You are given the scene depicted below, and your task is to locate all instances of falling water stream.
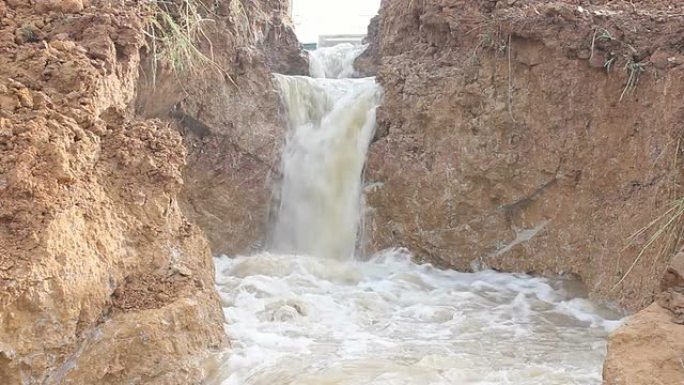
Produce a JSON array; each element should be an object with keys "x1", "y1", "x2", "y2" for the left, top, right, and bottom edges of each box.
[
  {"x1": 269, "y1": 70, "x2": 379, "y2": 259},
  {"x1": 213, "y1": 44, "x2": 624, "y2": 385}
]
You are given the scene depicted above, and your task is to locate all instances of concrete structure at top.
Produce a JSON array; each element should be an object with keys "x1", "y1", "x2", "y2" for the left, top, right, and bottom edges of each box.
[{"x1": 318, "y1": 34, "x2": 365, "y2": 48}]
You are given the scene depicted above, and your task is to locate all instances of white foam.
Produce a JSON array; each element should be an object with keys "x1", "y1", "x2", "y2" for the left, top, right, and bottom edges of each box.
[
  {"x1": 308, "y1": 43, "x2": 368, "y2": 79},
  {"x1": 269, "y1": 75, "x2": 381, "y2": 260},
  {"x1": 220, "y1": 40, "x2": 625, "y2": 385},
  {"x1": 214, "y1": 251, "x2": 624, "y2": 385}
]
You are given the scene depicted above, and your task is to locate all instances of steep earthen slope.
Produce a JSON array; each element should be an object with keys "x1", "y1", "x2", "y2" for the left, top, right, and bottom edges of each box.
[
  {"x1": 0, "y1": 0, "x2": 297, "y2": 382},
  {"x1": 362, "y1": 1, "x2": 684, "y2": 384},
  {"x1": 354, "y1": 14, "x2": 380, "y2": 77},
  {"x1": 1, "y1": 0, "x2": 306, "y2": 381},
  {"x1": 364, "y1": 0, "x2": 684, "y2": 311},
  {"x1": 136, "y1": 0, "x2": 308, "y2": 255}
]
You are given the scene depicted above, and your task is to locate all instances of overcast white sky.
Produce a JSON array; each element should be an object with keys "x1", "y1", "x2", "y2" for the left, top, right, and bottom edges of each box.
[{"x1": 292, "y1": 0, "x2": 381, "y2": 44}]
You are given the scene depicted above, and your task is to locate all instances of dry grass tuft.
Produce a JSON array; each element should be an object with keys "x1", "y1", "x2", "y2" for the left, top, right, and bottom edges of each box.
[
  {"x1": 141, "y1": 0, "x2": 237, "y2": 87},
  {"x1": 619, "y1": 59, "x2": 646, "y2": 101},
  {"x1": 614, "y1": 140, "x2": 684, "y2": 291}
]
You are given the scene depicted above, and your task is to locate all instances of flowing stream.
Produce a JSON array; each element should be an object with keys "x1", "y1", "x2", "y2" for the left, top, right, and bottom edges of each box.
[
  {"x1": 268, "y1": 43, "x2": 380, "y2": 260},
  {"x1": 213, "y1": 44, "x2": 624, "y2": 385}
]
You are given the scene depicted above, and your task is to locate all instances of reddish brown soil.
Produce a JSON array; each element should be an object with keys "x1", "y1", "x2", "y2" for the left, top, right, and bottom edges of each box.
[
  {"x1": 365, "y1": 0, "x2": 684, "y2": 311},
  {"x1": 0, "y1": 0, "x2": 304, "y2": 382},
  {"x1": 362, "y1": 1, "x2": 684, "y2": 383},
  {"x1": 135, "y1": 0, "x2": 308, "y2": 256}
]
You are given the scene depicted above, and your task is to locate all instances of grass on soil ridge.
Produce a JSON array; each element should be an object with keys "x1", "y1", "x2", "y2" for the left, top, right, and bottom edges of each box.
[{"x1": 142, "y1": 0, "x2": 237, "y2": 87}]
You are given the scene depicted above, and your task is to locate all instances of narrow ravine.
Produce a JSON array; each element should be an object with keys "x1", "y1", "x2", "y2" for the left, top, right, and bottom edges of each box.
[{"x1": 213, "y1": 45, "x2": 624, "y2": 385}]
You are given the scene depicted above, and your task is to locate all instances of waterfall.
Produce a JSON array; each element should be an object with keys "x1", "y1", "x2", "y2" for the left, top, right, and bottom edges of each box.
[
  {"x1": 212, "y1": 44, "x2": 625, "y2": 385},
  {"x1": 308, "y1": 43, "x2": 368, "y2": 79},
  {"x1": 269, "y1": 45, "x2": 381, "y2": 259}
]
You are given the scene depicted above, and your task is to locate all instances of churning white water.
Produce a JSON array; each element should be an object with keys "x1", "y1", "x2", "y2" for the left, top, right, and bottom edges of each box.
[
  {"x1": 213, "y1": 44, "x2": 624, "y2": 385},
  {"x1": 214, "y1": 251, "x2": 622, "y2": 385},
  {"x1": 268, "y1": 50, "x2": 381, "y2": 259},
  {"x1": 309, "y1": 43, "x2": 368, "y2": 79}
]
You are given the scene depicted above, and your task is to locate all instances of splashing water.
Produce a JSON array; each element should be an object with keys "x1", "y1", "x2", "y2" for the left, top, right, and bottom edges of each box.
[
  {"x1": 269, "y1": 47, "x2": 381, "y2": 259},
  {"x1": 213, "y1": 250, "x2": 623, "y2": 385},
  {"x1": 309, "y1": 43, "x2": 369, "y2": 79},
  {"x1": 214, "y1": 44, "x2": 624, "y2": 385}
]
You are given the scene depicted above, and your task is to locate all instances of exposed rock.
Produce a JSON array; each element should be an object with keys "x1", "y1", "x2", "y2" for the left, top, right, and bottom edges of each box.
[
  {"x1": 657, "y1": 290, "x2": 684, "y2": 324},
  {"x1": 0, "y1": 2, "x2": 225, "y2": 383},
  {"x1": 604, "y1": 303, "x2": 684, "y2": 385},
  {"x1": 366, "y1": 4, "x2": 684, "y2": 380},
  {"x1": 364, "y1": 0, "x2": 684, "y2": 312},
  {"x1": 354, "y1": 14, "x2": 381, "y2": 77},
  {"x1": 33, "y1": 0, "x2": 86, "y2": 14},
  {"x1": 0, "y1": 0, "x2": 306, "y2": 379},
  {"x1": 60, "y1": 0, "x2": 84, "y2": 13},
  {"x1": 662, "y1": 250, "x2": 684, "y2": 292}
]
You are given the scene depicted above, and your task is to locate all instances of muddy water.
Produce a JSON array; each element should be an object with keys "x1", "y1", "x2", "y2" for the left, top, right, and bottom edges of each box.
[
  {"x1": 268, "y1": 56, "x2": 381, "y2": 260},
  {"x1": 213, "y1": 45, "x2": 624, "y2": 385},
  {"x1": 214, "y1": 251, "x2": 622, "y2": 385},
  {"x1": 308, "y1": 43, "x2": 369, "y2": 79}
]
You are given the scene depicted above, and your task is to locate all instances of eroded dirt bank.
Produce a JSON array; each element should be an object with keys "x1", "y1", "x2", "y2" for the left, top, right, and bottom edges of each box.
[
  {"x1": 364, "y1": 0, "x2": 684, "y2": 310},
  {"x1": 0, "y1": 0, "x2": 303, "y2": 382},
  {"x1": 0, "y1": 2, "x2": 225, "y2": 383},
  {"x1": 361, "y1": 1, "x2": 684, "y2": 383},
  {"x1": 136, "y1": 0, "x2": 307, "y2": 256}
]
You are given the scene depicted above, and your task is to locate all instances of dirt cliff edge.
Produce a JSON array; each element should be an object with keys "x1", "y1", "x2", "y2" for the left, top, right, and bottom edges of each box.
[
  {"x1": 0, "y1": 0, "x2": 307, "y2": 381},
  {"x1": 362, "y1": 1, "x2": 684, "y2": 383},
  {"x1": 365, "y1": 0, "x2": 684, "y2": 311},
  {"x1": 135, "y1": 0, "x2": 308, "y2": 256}
]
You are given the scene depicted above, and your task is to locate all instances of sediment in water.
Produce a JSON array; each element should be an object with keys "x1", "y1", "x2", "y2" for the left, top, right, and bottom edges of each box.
[
  {"x1": 358, "y1": 1, "x2": 684, "y2": 384},
  {"x1": 212, "y1": 42, "x2": 623, "y2": 385}
]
